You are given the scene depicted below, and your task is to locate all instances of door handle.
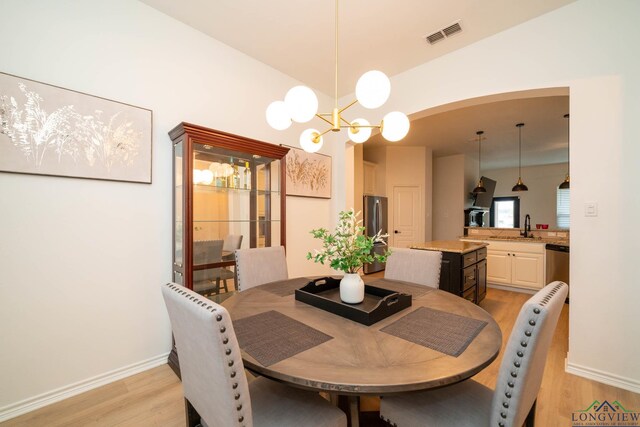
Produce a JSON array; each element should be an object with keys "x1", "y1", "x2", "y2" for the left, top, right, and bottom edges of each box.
[{"x1": 394, "y1": 230, "x2": 401, "y2": 234}]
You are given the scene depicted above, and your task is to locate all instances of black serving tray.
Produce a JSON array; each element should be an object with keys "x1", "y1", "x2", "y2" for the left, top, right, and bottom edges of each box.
[{"x1": 295, "y1": 277, "x2": 412, "y2": 326}]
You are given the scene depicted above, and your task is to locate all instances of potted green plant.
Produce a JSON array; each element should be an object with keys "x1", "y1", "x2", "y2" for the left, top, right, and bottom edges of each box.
[{"x1": 307, "y1": 209, "x2": 390, "y2": 303}]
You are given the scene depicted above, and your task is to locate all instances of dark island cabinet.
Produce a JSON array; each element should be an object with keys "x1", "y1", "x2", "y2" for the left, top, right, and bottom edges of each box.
[{"x1": 439, "y1": 247, "x2": 487, "y2": 304}]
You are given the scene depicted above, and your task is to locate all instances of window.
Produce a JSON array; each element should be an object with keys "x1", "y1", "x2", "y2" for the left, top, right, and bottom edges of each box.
[
  {"x1": 490, "y1": 197, "x2": 520, "y2": 228},
  {"x1": 557, "y1": 188, "x2": 570, "y2": 228}
]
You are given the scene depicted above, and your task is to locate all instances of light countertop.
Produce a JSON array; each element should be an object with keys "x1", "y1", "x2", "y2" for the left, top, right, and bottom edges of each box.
[
  {"x1": 411, "y1": 240, "x2": 488, "y2": 254},
  {"x1": 460, "y1": 236, "x2": 570, "y2": 246}
]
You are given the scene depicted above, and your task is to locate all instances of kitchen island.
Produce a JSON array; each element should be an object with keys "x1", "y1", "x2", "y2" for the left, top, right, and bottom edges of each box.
[{"x1": 410, "y1": 240, "x2": 488, "y2": 304}]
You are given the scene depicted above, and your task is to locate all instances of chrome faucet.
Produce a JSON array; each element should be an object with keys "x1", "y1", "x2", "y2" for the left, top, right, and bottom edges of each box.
[{"x1": 522, "y1": 214, "x2": 531, "y2": 238}]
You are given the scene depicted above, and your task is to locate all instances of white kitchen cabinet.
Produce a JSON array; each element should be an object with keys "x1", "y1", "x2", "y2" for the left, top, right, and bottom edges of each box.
[
  {"x1": 466, "y1": 239, "x2": 546, "y2": 290},
  {"x1": 363, "y1": 161, "x2": 377, "y2": 195},
  {"x1": 486, "y1": 250, "x2": 511, "y2": 284}
]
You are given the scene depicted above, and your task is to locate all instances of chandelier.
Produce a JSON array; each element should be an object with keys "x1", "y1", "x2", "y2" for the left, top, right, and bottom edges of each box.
[{"x1": 265, "y1": 0, "x2": 410, "y2": 153}]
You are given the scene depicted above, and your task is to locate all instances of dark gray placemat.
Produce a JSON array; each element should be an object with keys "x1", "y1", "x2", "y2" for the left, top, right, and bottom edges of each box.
[
  {"x1": 380, "y1": 307, "x2": 488, "y2": 357},
  {"x1": 369, "y1": 278, "x2": 435, "y2": 298},
  {"x1": 233, "y1": 310, "x2": 333, "y2": 366},
  {"x1": 259, "y1": 277, "x2": 312, "y2": 297}
]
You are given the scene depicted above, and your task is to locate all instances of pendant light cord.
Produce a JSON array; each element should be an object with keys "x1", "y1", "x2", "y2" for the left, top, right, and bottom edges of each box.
[
  {"x1": 477, "y1": 130, "x2": 484, "y2": 179},
  {"x1": 565, "y1": 113, "x2": 570, "y2": 174},
  {"x1": 334, "y1": 0, "x2": 339, "y2": 109},
  {"x1": 517, "y1": 123, "x2": 524, "y2": 177}
]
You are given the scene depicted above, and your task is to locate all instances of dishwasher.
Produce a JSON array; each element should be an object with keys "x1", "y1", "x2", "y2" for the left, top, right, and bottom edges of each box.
[{"x1": 545, "y1": 243, "x2": 570, "y2": 302}]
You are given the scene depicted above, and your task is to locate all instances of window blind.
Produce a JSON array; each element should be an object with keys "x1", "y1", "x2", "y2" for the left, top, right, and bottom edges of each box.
[{"x1": 557, "y1": 188, "x2": 570, "y2": 228}]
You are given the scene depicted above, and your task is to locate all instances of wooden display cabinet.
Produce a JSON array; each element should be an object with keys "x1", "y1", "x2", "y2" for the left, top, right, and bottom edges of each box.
[{"x1": 168, "y1": 122, "x2": 289, "y2": 376}]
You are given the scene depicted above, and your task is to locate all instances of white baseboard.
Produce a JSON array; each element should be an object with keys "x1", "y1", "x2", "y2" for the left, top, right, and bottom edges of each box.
[
  {"x1": 0, "y1": 352, "x2": 170, "y2": 423},
  {"x1": 566, "y1": 359, "x2": 640, "y2": 394},
  {"x1": 487, "y1": 283, "x2": 536, "y2": 294}
]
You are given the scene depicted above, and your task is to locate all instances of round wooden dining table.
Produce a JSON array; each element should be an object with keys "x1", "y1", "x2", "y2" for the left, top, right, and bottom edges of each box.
[{"x1": 222, "y1": 277, "x2": 502, "y2": 425}]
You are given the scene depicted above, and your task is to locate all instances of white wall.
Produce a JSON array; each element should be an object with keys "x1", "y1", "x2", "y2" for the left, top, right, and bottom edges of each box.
[
  {"x1": 379, "y1": 0, "x2": 640, "y2": 391},
  {"x1": 433, "y1": 154, "x2": 466, "y2": 240},
  {"x1": 424, "y1": 148, "x2": 434, "y2": 242},
  {"x1": 0, "y1": 0, "x2": 339, "y2": 419},
  {"x1": 485, "y1": 163, "x2": 568, "y2": 228}
]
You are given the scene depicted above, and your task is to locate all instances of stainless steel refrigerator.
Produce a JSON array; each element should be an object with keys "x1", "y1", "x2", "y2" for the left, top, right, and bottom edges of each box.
[{"x1": 363, "y1": 195, "x2": 388, "y2": 274}]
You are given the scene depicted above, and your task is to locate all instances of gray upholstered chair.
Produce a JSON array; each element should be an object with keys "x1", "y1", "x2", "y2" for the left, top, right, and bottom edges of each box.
[
  {"x1": 223, "y1": 234, "x2": 244, "y2": 261},
  {"x1": 234, "y1": 246, "x2": 288, "y2": 291},
  {"x1": 161, "y1": 283, "x2": 346, "y2": 427},
  {"x1": 384, "y1": 248, "x2": 443, "y2": 288},
  {"x1": 193, "y1": 240, "x2": 234, "y2": 294},
  {"x1": 379, "y1": 281, "x2": 568, "y2": 427}
]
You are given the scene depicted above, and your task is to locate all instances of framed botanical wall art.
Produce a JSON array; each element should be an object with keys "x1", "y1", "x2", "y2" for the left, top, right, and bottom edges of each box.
[
  {"x1": 0, "y1": 72, "x2": 152, "y2": 183},
  {"x1": 283, "y1": 145, "x2": 331, "y2": 199}
]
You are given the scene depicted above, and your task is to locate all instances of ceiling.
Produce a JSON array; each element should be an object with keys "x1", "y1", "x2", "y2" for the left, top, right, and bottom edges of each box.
[
  {"x1": 140, "y1": 0, "x2": 575, "y2": 169},
  {"x1": 369, "y1": 94, "x2": 570, "y2": 170}
]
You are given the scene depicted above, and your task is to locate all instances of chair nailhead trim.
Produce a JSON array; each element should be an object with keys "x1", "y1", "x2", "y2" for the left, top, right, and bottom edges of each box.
[
  {"x1": 510, "y1": 371, "x2": 517, "y2": 378},
  {"x1": 231, "y1": 371, "x2": 236, "y2": 378},
  {"x1": 234, "y1": 393, "x2": 240, "y2": 400},
  {"x1": 508, "y1": 381, "x2": 514, "y2": 388},
  {"x1": 237, "y1": 404, "x2": 242, "y2": 411},
  {"x1": 520, "y1": 341, "x2": 528, "y2": 347},
  {"x1": 525, "y1": 330, "x2": 532, "y2": 337},
  {"x1": 505, "y1": 392, "x2": 512, "y2": 398},
  {"x1": 223, "y1": 338, "x2": 229, "y2": 344},
  {"x1": 228, "y1": 360, "x2": 234, "y2": 367},
  {"x1": 499, "y1": 423, "x2": 505, "y2": 427},
  {"x1": 226, "y1": 349, "x2": 231, "y2": 355},
  {"x1": 503, "y1": 402, "x2": 509, "y2": 408},
  {"x1": 529, "y1": 320, "x2": 536, "y2": 326},
  {"x1": 517, "y1": 351, "x2": 524, "y2": 357},
  {"x1": 238, "y1": 416, "x2": 244, "y2": 422},
  {"x1": 233, "y1": 382, "x2": 238, "y2": 389},
  {"x1": 220, "y1": 326, "x2": 226, "y2": 333},
  {"x1": 216, "y1": 315, "x2": 223, "y2": 321},
  {"x1": 514, "y1": 361, "x2": 521, "y2": 368},
  {"x1": 533, "y1": 308, "x2": 541, "y2": 314},
  {"x1": 501, "y1": 411, "x2": 507, "y2": 418}
]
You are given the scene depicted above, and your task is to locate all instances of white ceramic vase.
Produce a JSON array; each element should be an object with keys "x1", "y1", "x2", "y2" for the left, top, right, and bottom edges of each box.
[{"x1": 340, "y1": 273, "x2": 365, "y2": 304}]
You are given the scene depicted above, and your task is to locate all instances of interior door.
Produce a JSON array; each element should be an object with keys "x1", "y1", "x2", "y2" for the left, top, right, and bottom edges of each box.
[{"x1": 392, "y1": 186, "x2": 422, "y2": 248}]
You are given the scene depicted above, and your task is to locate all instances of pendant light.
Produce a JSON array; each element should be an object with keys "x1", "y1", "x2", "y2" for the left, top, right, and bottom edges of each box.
[
  {"x1": 512, "y1": 123, "x2": 528, "y2": 192},
  {"x1": 558, "y1": 113, "x2": 570, "y2": 189},
  {"x1": 472, "y1": 130, "x2": 486, "y2": 193}
]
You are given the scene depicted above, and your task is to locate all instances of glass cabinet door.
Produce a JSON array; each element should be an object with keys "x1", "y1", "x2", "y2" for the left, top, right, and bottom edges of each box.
[{"x1": 170, "y1": 123, "x2": 288, "y2": 300}]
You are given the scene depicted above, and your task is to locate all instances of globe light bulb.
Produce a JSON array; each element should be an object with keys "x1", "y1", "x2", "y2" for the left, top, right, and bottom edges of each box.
[
  {"x1": 284, "y1": 86, "x2": 318, "y2": 123},
  {"x1": 356, "y1": 70, "x2": 391, "y2": 109},
  {"x1": 381, "y1": 111, "x2": 410, "y2": 142},
  {"x1": 348, "y1": 118, "x2": 372, "y2": 144},
  {"x1": 266, "y1": 100, "x2": 292, "y2": 130},
  {"x1": 193, "y1": 169, "x2": 203, "y2": 184},
  {"x1": 300, "y1": 128, "x2": 323, "y2": 153},
  {"x1": 209, "y1": 162, "x2": 221, "y2": 173},
  {"x1": 200, "y1": 169, "x2": 214, "y2": 185}
]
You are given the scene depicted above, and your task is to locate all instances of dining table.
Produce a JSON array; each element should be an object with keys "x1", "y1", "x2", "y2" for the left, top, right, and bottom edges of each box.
[{"x1": 221, "y1": 276, "x2": 502, "y2": 427}]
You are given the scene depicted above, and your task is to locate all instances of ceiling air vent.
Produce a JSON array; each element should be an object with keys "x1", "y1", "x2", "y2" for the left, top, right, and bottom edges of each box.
[
  {"x1": 425, "y1": 21, "x2": 462, "y2": 45},
  {"x1": 442, "y1": 22, "x2": 462, "y2": 37},
  {"x1": 426, "y1": 31, "x2": 445, "y2": 45}
]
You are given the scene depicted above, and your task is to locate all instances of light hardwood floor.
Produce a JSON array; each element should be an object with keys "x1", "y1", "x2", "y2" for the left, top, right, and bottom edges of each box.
[{"x1": 4, "y1": 286, "x2": 639, "y2": 427}]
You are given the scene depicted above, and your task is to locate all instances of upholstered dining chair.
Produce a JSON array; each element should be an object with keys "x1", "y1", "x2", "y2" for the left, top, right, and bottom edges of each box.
[
  {"x1": 384, "y1": 248, "x2": 443, "y2": 288},
  {"x1": 161, "y1": 282, "x2": 346, "y2": 427},
  {"x1": 379, "y1": 281, "x2": 568, "y2": 427},
  {"x1": 234, "y1": 246, "x2": 288, "y2": 292},
  {"x1": 192, "y1": 240, "x2": 234, "y2": 295},
  {"x1": 223, "y1": 234, "x2": 244, "y2": 260}
]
